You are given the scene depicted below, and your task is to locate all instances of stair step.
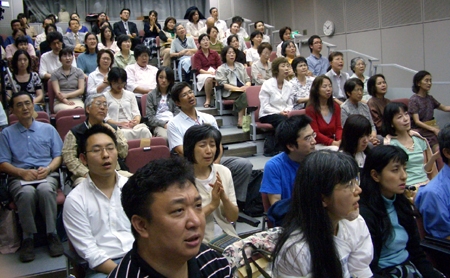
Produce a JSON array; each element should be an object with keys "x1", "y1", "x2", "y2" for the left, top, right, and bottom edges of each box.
[
  {"x1": 197, "y1": 107, "x2": 219, "y2": 116},
  {"x1": 223, "y1": 141, "x2": 257, "y2": 157},
  {"x1": 220, "y1": 127, "x2": 250, "y2": 144}
]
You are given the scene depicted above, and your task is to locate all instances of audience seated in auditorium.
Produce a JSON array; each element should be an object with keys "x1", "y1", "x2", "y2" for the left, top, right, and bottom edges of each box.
[
  {"x1": 260, "y1": 115, "x2": 316, "y2": 205},
  {"x1": 341, "y1": 78, "x2": 379, "y2": 145},
  {"x1": 254, "y1": 20, "x2": 270, "y2": 43},
  {"x1": 159, "y1": 17, "x2": 176, "y2": 67},
  {"x1": 63, "y1": 124, "x2": 133, "y2": 277},
  {"x1": 5, "y1": 50, "x2": 43, "y2": 111},
  {"x1": 4, "y1": 19, "x2": 33, "y2": 47},
  {"x1": 340, "y1": 114, "x2": 372, "y2": 169},
  {"x1": 382, "y1": 102, "x2": 438, "y2": 198},
  {"x1": 259, "y1": 57, "x2": 293, "y2": 130},
  {"x1": 193, "y1": 33, "x2": 222, "y2": 108},
  {"x1": 290, "y1": 56, "x2": 314, "y2": 110},
  {"x1": 17, "y1": 13, "x2": 37, "y2": 39},
  {"x1": 62, "y1": 93, "x2": 130, "y2": 186},
  {"x1": 360, "y1": 145, "x2": 440, "y2": 277},
  {"x1": 77, "y1": 32, "x2": 99, "y2": 75},
  {"x1": 91, "y1": 12, "x2": 108, "y2": 35},
  {"x1": 349, "y1": 57, "x2": 370, "y2": 102},
  {"x1": 325, "y1": 51, "x2": 350, "y2": 105},
  {"x1": 113, "y1": 34, "x2": 136, "y2": 69},
  {"x1": 226, "y1": 16, "x2": 249, "y2": 39},
  {"x1": 65, "y1": 13, "x2": 89, "y2": 33},
  {"x1": 210, "y1": 7, "x2": 227, "y2": 39},
  {"x1": 207, "y1": 26, "x2": 223, "y2": 54},
  {"x1": 104, "y1": 67, "x2": 152, "y2": 140},
  {"x1": 416, "y1": 125, "x2": 450, "y2": 240},
  {"x1": 125, "y1": 45, "x2": 158, "y2": 99},
  {"x1": 276, "y1": 26, "x2": 300, "y2": 58},
  {"x1": 226, "y1": 35, "x2": 247, "y2": 65},
  {"x1": 5, "y1": 33, "x2": 36, "y2": 61},
  {"x1": 183, "y1": 125, "x2": 239, "y2": 243},
  {"x1": 0, "y1": 92, "x2": 64, "y2": 263},
  {"x1": 246, "y1": 31, "x2": 263, "y2": 66},
  {"x1": 87, "y1": 49, "x2": 114, "y2": 95},
  {"x1": 167, "y1": 82, "x2": 253, "y2": 210},
  {"x1": 145, "y1": 67, "x2": 179, "y2": 140},
  {"x1": 110, "y1": 157, "x2": 232, "y2": 277},
  {"x1": 223, "y1": 22, "x2": 247, "y2": 52},
  {"x1": 367, "y1": 73, "x2": 390, "y2": 134},
  {"x1": 306, "y1": 75, "x2": 342, "y2": 151},
  {"x1": 113, "y1": 8, "x2": 140, "y2": 50},
  {"x1": 98, "y1": 26, "x2": 119, "y2": 54},
  {"x1": 38, "y1": 24, "x2": 58, "y2": 54},
  {"x1": 186, "y1": 9, "x2": 205, "y2": 39},
  {"x1": 35, "y1": 17, "x2": 54, "y2": 50},
  {"x1": 281, "y1": 40, "x2": 298, "y2": 65},
  {"x1": 142, "y1": 10, "x2": 161, "y2": 58},
  {"x1": 251, "y1": 42, "x2": 272, "y2": 85},
  {"x1": 50, "y1": 48, "x2": 85, "y2": 113},
  {"x1": 46, "y1": 14, "x2": 64, "y2": 35},
  {"x1": 215, "y1": 46, "x2": 251, "y2": 127},
  {"x1": 409, "y1": 70, "x2": 450, "y2": 154},
  {"x1": 170, "y1": 23, "x2": 197, "y2": 81},
  {"x1": 63, "y1": 19, "x2": 86, "y2": 52},
  {"x1": 40, "y1": 32, "x2": 76, "y2": 80},
  {"x1": 306, "y1": 35, "x2": 329, "y2": 76},
  {"x1": 272, "y1": 151, "x2": 372, "y2": 278}
]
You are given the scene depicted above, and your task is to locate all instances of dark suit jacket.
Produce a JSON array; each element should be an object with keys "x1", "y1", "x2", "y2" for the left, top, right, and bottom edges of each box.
[{"x1": 113, "y1": 21, "x2": 139, "y2": 38}]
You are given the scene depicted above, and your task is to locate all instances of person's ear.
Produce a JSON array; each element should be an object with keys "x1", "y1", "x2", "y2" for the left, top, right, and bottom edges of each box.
[
  {"x1": 442, "y1": 148, "x2": 450, "y2": 160},
  {"x1": 321, "y1": 194, "x2": 329, "y2": 208},
  {"x1": 79, "y1": 153, "x2": 87, "y2": 166},
  {"x1": 370, "y1": 169, "x2": 380, "y2": 183},
  {"x1": 131, "y1": 215, "x2": 150, "y2": 238}
]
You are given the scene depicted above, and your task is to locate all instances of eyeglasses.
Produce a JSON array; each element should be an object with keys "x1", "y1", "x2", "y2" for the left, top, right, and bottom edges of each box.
[
  {"x1": 343, "y1": 176, "x2": 360, "y2": 193},
  {"x1": 313, "y1": 41, "x2": 323, "y2": 45},
  {"x1": 85, "y1": 145, "x2": 116, "y2": 155},
  {"x1": 93, "y1": 101, "x2": 108, "y2": 107},
  {"x1": 303, "y1": 132, "x2": 317, "y2": 142}
]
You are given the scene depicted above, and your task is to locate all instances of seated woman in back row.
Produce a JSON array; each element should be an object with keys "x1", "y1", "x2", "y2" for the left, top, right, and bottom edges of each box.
[{"x1": 251, "y1": 42, "x2": 272, "y2": 85}]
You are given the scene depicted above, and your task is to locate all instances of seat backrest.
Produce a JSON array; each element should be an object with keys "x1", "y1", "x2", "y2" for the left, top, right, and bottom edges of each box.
[
  {"x1": 47, "y1": 79, "x2": 56, "y2": 115},
  {"x1": 127, "y1": 137, "x2": 167, "y2": 149},
  {"x1": 125, "y1": 145, "x2": 170, "y2": 173},
  {"x1": 288, "y1": 109, "x2": 306, "y2": 117},
  {"x1": 155, "y1": 36, "x2": 160, "y2": 46},
  {"x1": 9, "y1": 111, "x2": 51, "y2": 125},
  {"x1": 246, "y1": 67, "x2": 252, "y2": 83},
  {"x1": 55, "y1": 108, "x2": 86, "y2": 122},
  {"x1": 141, "y1": 94, "x2": 147, "y2": 117},
  {"x1": 269, "y1": 51, "x2": 277, "y2": 62},
  {"x1": 56, "y1": 114, "x2": 87, "y2": 140},
  {"x1": 391, "y1": 98, "x2": 409, "y2": 107},
  {"x1": 245, "y1": 86, "x2": 262, "y2": 120}
]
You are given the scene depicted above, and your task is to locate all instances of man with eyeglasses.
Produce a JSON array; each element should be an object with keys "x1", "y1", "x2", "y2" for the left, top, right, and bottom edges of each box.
[
  {"x1": 306, "y1": 35, "x2": 329, "y2": 76},
  {"x1": 63, "y1": 124, "x2": 134, "y2": 277},
  {"x1": 62, "y1": 93, "x2": 130, "y2": 186},
  {"x1": 260, "y1": 115, "x2": 316, "y2": 206},
  {"x1": 0, "y1": 92, "x2": 64, "y2": 262}
]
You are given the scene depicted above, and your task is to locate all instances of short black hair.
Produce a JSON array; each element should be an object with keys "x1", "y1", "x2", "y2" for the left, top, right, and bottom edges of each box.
[
  {"x1": 344, "y1": 78, "x2": 364, "y2": 98},
  {"x1": 11, "y1": 19, "x2": 21, "y2": 28},
  {"x1": 328, "y1": 51, "x2": 343, "y2": 63},
  {"x1": 292, "y1": 56, "x2": 308, "y2": 75},
  {"x1": 198, "y1": 33, "x2": 209, "y2": 44},
  {"x1": 97, "y1": 49, "x2": 114, "y2": 67},
  {"x1": 232, "y1": 16, "x2": 244, "y2": 24},
  {"x1": 84, "y1": 32, "x2": 98, "y2": 54},
  {"x1": 438, "y1": 125, "x2": 450, "y2": 164},
  {"x1": 340, "y1": 114, "x2": 372, "y2": 156},
  {"x1": 121, "y1": 157, "x2": 196, "y2": 238},
  {"x1": 207, "y1": 26, "x2": 218, "y2": 35},
  {"x1": 58, "y1": 47, "x2": 73, "y2": 59},
  {"x1": 134, "y1": 44, "x2": 151, "y2": 59},
  {"x1": 184, "y1": 125, "x2": 222, "y2": 164},
  {"x1": 12, "y1": 50, "x2": 31, "y2": 74},
  {"x1": 382, "y1": 102, "x2": 408, "y2": 137},
  {"x1": 254, "y1": 21, "x2": 264, "y2": 29},
  {"x1": 163, "y1": 17, "x2": 177, "y2": 32},
  {"x1": 226, "y1": 34, "x2": 239, "y2": 48},
  {"x1": 412, "y1": 70, "x2": 431, "y2": 94},
  {"x1": 250, "y1": 30, "x2": 263, "y2": 46},
  {"x1": 220, "y1": 45, "x2": 236, "y2": 63},
  {"x1": 279, "y1": 26, "x2": 292, "y2": 41},
  {"x1": 108, "y1": 67, "x2": 127, "y2": 83},
  {"x1": 281, "y1": 40, "x2": 295, "y2": 57},
  {"x1": 9, "y1": 91, "x2": 33, "y2": 108},
  {"x1": 116, "y1": 34, "x2": 131, "y2": 51},
  {"x1": 188, "y1": 9, "x2": 199, "y2": 23},
  {"x1": 44, "y1": 24, "x2": 57, "y2": 35},
  {"x1": 46, "y1": 31, "x2": 63, "y2": 44},
  {"x1": 14, "y1": 36, "x2": 28, "y2": 48},
  {"x1": 17, "y1": 13, "x2": 27, "y2": 20},
  {"x1": 79, "y1": 124, "x2": 118, "y2": 155},
  {"x1": 120, "y1": 8, "x2": 131, "y2": 15},
  {"x1": 69, "y1": 18, "x2": 80, "y2": 27},
  {"x1": 367, "y1": 74, "x2": 386, "y2": 97},
  {"x1": 171, "y1": 82, "x2": 191, "y2": 103},
  {"x1": 272, "y1": 57, "x2": 289, "y2": 77},
  {"x1": 209, "y1": 7, "x2": 217, "y2": 14},
  {"x1": 257, "y1": 42, "x2": 272, "y2": 55},
  {"x1": 276, "y1": 115, "x2": 312, "y2": 154},
  {"x1": 308, "y1": 35, "x2": 321, "y2": 52}
]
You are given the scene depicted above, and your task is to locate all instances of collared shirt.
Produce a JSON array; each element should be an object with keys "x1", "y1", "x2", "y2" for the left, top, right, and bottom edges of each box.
[
  {"x1": 167, "y1": 109, "x2": 218, "y2": 151},
  {"x1": 50, "y1": 66, "x2": 85, "y2": 95},
  {"x1": 262, "y1": 34, "x2": 270, "y2": 43},
  {"x1": 39, "y1": 51, "x2": 77, "y2": 79},
  {"x1": 125, "y1": 63, "x2": 158, "y2": 95},
  {"x1": 340, "y1": 99, "x2": 376, "y2": 132},
  {"x1": 215, "y1": 62, "x2": 251, "y2": 98},
  {"x1": 325, "y1": 69, "x2": 350, "y2": 100},
  {"x1": 415, "y1": 164, "x2": 450, "y2": 239},
  {"x1": 251, "y1": 60, "x2": 272, "y2": 85},
  {"x1": 0, "y1": 120, "x2": 62, "y2": 169},
  {"x1": 259, "y1": 77, "x2": 294, "y2": 118},
  {"x1": 122, "y1": 20, "x2": 130, "y2": 35},
  {"x1": 87, "y1": 67, "x2": 110, "y2": 95},
  {"x1": 186, "y1": 21, "x2": 205, "y2": 37},
  {"x1": 63, "y1": 173, "x2": 134, "y2": 269},
  {"x1": 306, "y1": 53, "x2": 329, "y2": 76},
  {"x1": 35, "y1": 32, "x2": 46, "y2": 49},
  {"x1": 246, "y1": 47, "x2": 260, "y2": 63},
  {"x1": 214, "y1": 19, "x2": 227, "y2": 38},
  {"x1": 192, "y1": 48, "x2": 222, "y2": 74},
  {"x1": 108, "y1": 242, "x2": 232, "y2": 278},
  {"x1": 113, "y1": 50, "x2": 136, "y2": 69}
]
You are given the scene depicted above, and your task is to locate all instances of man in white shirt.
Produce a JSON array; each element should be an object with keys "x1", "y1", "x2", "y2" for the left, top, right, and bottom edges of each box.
[
  {"x1": 229, "y1": 16, "x2": 249, "y2": 39},
  {"x1": 35, "y1": 17, "x2": 53, "y2": 49},
  {"x1": 39, "y1": 32, "x2": 77, "y2": 80},
  {"x1": 255, "y1": 21, "x2": 270, "y2": 43},
  {"x1": 63, "y1": 124, "x2": 134, "y2": 277},
  {"x1": 210, "y1": 7, "x2": 227, "y2": 39}
]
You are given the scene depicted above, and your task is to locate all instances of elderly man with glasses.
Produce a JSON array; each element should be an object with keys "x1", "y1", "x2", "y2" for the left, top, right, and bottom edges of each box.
[{"x1": 62, "y1": 93, "x2": 130, "y2": 186}]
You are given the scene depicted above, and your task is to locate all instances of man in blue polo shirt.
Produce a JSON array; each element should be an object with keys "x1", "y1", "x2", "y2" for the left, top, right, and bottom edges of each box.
[
  {"x1": 306, "y1": 35, "x2": 329, "y2": 76},
  {"x1": 0, "y1": 92, "x2": 64, "y2": 262},
  {"x1": 260, "y1": 115, "x2": 316, "y2": 205}
]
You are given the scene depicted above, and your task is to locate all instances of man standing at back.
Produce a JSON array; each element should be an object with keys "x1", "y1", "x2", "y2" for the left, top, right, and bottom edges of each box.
[
  {"x1": 167, "y1": 82, "x2": 253, "y2": 210},
  {"x1": 306, "y1": 35, "x2": 329, "y2": 76},
  {"x1": 113, "y1": 9, "x2": 140, "y2": 50}
]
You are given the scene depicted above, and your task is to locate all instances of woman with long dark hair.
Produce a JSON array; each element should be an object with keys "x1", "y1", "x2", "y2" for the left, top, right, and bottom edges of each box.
[
  {"x1": 98, "y1": 25, "x2": 119, "y2": 54},
  {"x1": 159, "y1": 17, "x2": 176, "y2": 67},
  {"x1": 143, "y1": 10, "x2": 161, "y2": 58},
  {"x1": 340, "y1": 114, "x2": 372, "y2": 169},
  {"x1": 273, "y1": 151, "x2": 372, "y2": 277},
  {"x1": 77, "y1": 32, "x2": 98, "y2": 75},
  {"x1": 367, "y1": 73, "x2": 390, "y2": 134},
  {"x1": 360, "y1": 145, "x2": 441, "y2": 277}
]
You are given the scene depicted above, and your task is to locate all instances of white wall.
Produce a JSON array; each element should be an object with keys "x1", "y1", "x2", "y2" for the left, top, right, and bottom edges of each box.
[{"x1": 0, "y1": 0, "x2": 24, "y2": 35}]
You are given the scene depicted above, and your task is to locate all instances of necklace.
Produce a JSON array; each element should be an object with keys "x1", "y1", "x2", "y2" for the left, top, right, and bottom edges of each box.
[{"x1": 405, "y1": 141, "x2": 415, "y2": 151}]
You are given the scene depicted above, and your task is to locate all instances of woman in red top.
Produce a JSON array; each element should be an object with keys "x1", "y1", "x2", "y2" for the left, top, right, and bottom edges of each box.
[
  {"x1": 305, "y1": 75, "x2": 342, "y2": 151},
  {"x1": 193, "y1": 33, "x2": 222, "y2": 108}
]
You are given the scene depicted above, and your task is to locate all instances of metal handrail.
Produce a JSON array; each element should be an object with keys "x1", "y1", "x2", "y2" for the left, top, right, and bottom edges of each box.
[
  {"x1": 334, "y1": 49, "x2": 380, "y2": 76},
  {"x1": 373, "y1": 64, "x2": 418, "y2": 75}
]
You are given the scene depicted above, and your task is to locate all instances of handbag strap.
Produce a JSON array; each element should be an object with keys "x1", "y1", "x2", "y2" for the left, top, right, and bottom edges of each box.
[{"x1": 241, "y1": 242, "x2": 272, "y2": 278}]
